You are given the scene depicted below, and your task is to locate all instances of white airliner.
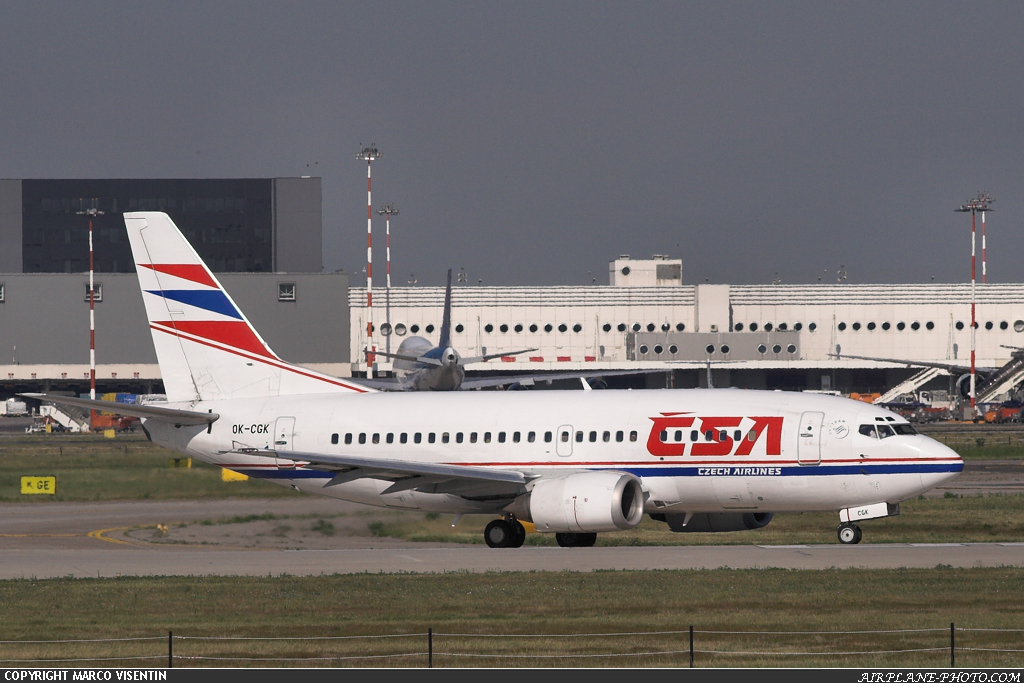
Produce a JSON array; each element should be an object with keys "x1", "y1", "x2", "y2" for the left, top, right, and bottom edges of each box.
[
  {"x1": 357, "y1": 268, "x2": 539, "y2": 391},
  {"x1": 27, "y1": 213, "x2": 964, "y2": 548}
]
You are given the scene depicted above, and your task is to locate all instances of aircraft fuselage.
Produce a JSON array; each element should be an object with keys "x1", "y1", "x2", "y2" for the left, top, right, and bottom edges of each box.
[{"x1": 145, "y1": 388, "x2": 962, "y2": 516}]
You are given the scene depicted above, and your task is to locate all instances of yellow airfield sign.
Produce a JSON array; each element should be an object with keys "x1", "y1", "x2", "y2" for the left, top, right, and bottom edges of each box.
[{"x1": 21, "y1": 477, "x2": 56, "y2": 495}]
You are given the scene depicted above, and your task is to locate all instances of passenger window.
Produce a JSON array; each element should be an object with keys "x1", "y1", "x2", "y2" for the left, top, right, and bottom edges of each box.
[
  {"x1": 513, "y1": 432, "x2": 521, "y2": 443},
  {"x1": 372, "y1": 433, "x2": 380, "y2": 444},
  {"x1": 457, "y1": 432, "x2": 464, "y2": 443},
  {"x1": 704, "y1": 430, "x2": 714, "y2": 441},
  {"x1": 498, "y1": 432, "x2": 505, "y2": 443},
  {"x1": 560, "y1": 431, "x2": 569, "y2": 443},
  {"x1": 629, "y1": 431, "x2": 637, "y2": 442},
  {"x1": 527, "y1": 431, "x2": 535, "y2": 442},
  {"x1": 484, "y1": 432, "x2": 491, "y2": 443},
  {"x1": 674, "y1": 430, "x2": 682, "y2": 442},
  {"x1": 691, "y1": 430, "x2": 698, "y2": 442},
  {"x1": 469, "y1": 432, "x2": 477, "y2": 443},
  {"x1": 719, "y1": 430, "x2": 727, "y2": 442},
  {"x1": 746, "y1": 429, "x2": 757, "y2": 442},
  {"x1": 428, "y1": 433, "x2": 436, "y2": 444},
  {"x1": 603, "y1": 431, "x2": 610, "y2": 442},
  {"x1": 414, "y1": 433, "x2": 422, "y2": 444},
  {"x1": 441, "y1": 432, "x2": 449, "y2": 444},
  {"x1": 616, "y1": 430, "x2": 623, "y2": 442},
  {"x1": 660, "y1": 430, "x2": 668, "y2": 442},
  {"x1": 858, "y1": 425, "x2": 877, "y2": 439},
  {"x1": 386, "y1": 433, "x2": 394, "y2": 444},
  {"x1": 545, "y1": 432, "x2": 553, "y2": 443},
  {"x1": 344, "y1": 433, "x2": 353, "y2": 445},
  {"x1": 733, "y1": 430, "x2": 742, "y2": 442},
  {"x1": 358, "y1": 433, "x2": 366, "y2": 445},
  {"x1": 400, "y1": 433, "x2": 408, "y2": 444},
  {"x1": 576, "y1": 431, "x2": 584, "y2": 443}
]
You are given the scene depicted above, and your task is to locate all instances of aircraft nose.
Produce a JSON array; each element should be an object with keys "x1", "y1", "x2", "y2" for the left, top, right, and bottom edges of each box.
[{"x1": 918, "y1": 435, "x2": 964, "y2": 490}]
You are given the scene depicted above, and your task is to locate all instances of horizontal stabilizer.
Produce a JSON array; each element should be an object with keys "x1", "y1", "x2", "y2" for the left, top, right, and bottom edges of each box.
[{"x1": 21, "y1": 393, "x2": 219, "y2": 426}]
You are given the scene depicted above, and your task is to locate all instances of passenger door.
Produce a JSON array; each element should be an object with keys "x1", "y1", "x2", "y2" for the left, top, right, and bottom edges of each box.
[{"x1": 797, "y1": 411, "x2": 824, "y2": 465}]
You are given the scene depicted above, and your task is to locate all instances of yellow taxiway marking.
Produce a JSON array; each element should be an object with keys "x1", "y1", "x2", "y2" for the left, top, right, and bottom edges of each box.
[
  {"x1": 88, "y1": 525, "x2": 273, "y2": 551},
  {"x1": 0, "y1": 533, "x2": 80, "y2": 538},
  {"x1": 88, "y1": 527, "x2": 143, "y2": 545}
]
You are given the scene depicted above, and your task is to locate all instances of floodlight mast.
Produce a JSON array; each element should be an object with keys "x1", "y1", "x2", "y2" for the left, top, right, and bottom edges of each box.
[
  {"x1": 356, "y1": 144, "x2": 381, "y2": 377},
  {"x1": 76, "y1": 199, "x2": 104, "y2": 430},
  {"x1": 955, "y1": 192, "x2": 994, "y2": 414},
  {"x1": 377, "y1": 203, "x2": 399, "y2": 354}
]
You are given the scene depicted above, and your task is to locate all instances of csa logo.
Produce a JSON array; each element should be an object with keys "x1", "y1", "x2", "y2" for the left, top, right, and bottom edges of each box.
[{"x1": 646, "y1": 413, "x2": 783, "y2": 457}]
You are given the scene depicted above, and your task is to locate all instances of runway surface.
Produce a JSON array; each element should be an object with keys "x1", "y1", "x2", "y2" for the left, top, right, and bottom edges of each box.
[{"x1": 2, "y1": 460, "x2": 1021, "y2": 579}]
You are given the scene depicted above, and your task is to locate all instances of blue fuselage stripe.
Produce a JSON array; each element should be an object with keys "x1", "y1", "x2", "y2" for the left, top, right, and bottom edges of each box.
[{"x1": 228, "y1": 461, "x2": 963, "y2": 481}]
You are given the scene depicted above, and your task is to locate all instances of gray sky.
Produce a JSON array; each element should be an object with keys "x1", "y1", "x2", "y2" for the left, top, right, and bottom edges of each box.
[{"x1": 2, "y1": 1, "x2": 1022, "y2": 286}]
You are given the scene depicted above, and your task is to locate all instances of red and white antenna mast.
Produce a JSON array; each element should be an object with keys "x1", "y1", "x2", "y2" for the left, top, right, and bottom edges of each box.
[
  {"x1": 377, "y1": 203, "x2": 399, "y2": 355},
  {"x1": 955, "y1": 192, "x2": 994, "y2": 415},
  {"x1": 356, "y1": 144, "x2": 381, "y2": 377},
  {"x1": 76, "y1": 199, "x2": 104, "y2": 430}
]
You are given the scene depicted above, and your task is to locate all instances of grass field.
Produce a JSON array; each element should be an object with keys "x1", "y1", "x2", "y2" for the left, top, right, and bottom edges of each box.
[
  {"x1": 0, "y1": 569, "x2": 1021, "y2": 668},
  {"x1": 1, "y1": 432, "x2": 1023, "y2": 668}
]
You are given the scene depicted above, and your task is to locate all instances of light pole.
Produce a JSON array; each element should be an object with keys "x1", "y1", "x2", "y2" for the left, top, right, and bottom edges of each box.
[
  {"x1": 955, "y1": 192, "x2": 994, "y2": 415},
  {"x1": 355, "y1": 144, "x2": 381, "y2": 377},
  {"x1": 76, "y1": 199, "x2": 104, "y2": 430},
  {"x1": 377, "y1": 203, "x2": 399, "y2": 354}
]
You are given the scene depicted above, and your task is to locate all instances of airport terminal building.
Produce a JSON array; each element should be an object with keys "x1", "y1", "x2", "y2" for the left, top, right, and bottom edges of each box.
[
  {"x1": 3, "y1": 177, "x2": 1023, "y2": 410},
  {"x1": 351, "y1": 256, "x2": 1024, "y2": 404}
]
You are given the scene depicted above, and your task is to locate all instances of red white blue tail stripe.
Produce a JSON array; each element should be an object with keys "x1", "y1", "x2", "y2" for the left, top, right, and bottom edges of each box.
[{"x1": 125, "y1": 212, "x2": 370, "y2": 402}]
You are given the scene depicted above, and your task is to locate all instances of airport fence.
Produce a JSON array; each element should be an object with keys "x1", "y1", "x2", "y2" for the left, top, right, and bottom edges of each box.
[{"x1": 1, "y1": 624, "x2": 1022, "y2": 667}]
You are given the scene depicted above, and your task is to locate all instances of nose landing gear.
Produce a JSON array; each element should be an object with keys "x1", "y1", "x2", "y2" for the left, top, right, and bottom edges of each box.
[
  {"x1": 837, "y1": 523, "x2": 862, "y2": 545},
  {"x1": 484, "y1": 516, "x2": 527, "y2": 548}
]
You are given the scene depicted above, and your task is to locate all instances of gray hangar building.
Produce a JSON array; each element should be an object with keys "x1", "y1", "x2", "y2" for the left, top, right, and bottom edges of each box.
[{"x1": 0, "y1": 178, "x2": 350, "y2": 399}]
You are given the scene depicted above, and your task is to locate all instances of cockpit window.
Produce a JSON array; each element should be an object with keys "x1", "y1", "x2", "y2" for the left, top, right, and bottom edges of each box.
[
  {"x1": 876, "y1": 424, "x2": 895, "y2": 439},
  {"x1": 891, "y1": 423, "x2": 918, "y2": 435},
  {"x1": 859, "y1": 424, "x2": 877, "y2": 438}
]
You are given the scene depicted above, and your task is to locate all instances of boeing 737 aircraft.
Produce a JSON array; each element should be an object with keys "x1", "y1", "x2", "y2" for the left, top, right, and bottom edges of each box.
[{"x1": 27, "y1": 213, "x2": 964, "y2": 548}]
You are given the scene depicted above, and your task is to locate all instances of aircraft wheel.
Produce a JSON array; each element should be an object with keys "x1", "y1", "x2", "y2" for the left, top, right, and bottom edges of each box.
[
  {"x1": 510, "y1": 520, "x2": 527, "y2": 548},
  {"x1": 555, "y1": 532, "x2": 598, "y2": 548},
  {"x1": 484, "y1": 519, "x2": 514, "y2": 548},
  {"x1": 837, "y1": 523, "x2": 861, "y2": 545}
]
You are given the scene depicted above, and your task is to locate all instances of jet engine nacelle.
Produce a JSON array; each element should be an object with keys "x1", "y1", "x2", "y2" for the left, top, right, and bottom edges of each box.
[
  {"x1": 511, "y1": 471, "x2": 645, "y2": 533},
  {"x1": 656, "y1": 512, "x2": 774, "y2": 533}
]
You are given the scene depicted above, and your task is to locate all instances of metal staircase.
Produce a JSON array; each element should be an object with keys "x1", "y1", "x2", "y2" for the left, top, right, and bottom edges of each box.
[{"x1": 874, "y1": 367, "x2": 947, "y2": 404}]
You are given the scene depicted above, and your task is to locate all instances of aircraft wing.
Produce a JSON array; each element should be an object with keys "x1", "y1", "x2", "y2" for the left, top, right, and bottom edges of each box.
[
  {"x1": 364, "y1": 349, "x2": 443, "y2": 366},
  {"x1": 225, "y1": 447, "x2": 529, "y2": 495},
  {"x1": 461, "y1": 348, "x2": 539, "y2": 364},
  {"x1": 459, "y1": 368, "x2": 659, "y2": 390},
  {"x1": 829, "y1": 354, "x2": 997, "y2": 374},
  {"x1": 343, "y1": 376, "x2": 406, "y2": 391},
  {"x1": 21, "y1": 393, "x2": 219, "y2": 426}
]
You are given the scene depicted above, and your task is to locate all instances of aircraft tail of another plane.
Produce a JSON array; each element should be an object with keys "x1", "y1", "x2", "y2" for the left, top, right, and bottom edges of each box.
[
  {"x1": 124, "y1": 212, "x2": 371, "y2": 403},
  {"x1": 438, "y1": 268, "x2": 454, "y2": 349}
]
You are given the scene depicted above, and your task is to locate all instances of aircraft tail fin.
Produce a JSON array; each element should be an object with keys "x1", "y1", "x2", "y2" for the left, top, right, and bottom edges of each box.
[
  {"x1": 124, "y1": 212, "x2": 371, "y2": 403},
  {"x1": 438, "y1": 268, "x2": 453, "y2": 349}
]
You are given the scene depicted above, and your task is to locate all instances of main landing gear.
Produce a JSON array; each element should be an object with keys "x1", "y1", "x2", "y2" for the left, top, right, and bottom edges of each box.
[
  {"x1": 484, "y1": 516, "x2": 527, "y2": 548},
  {"x1": 837, "y1": 523, "x2": 863, "y2": 545}
]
